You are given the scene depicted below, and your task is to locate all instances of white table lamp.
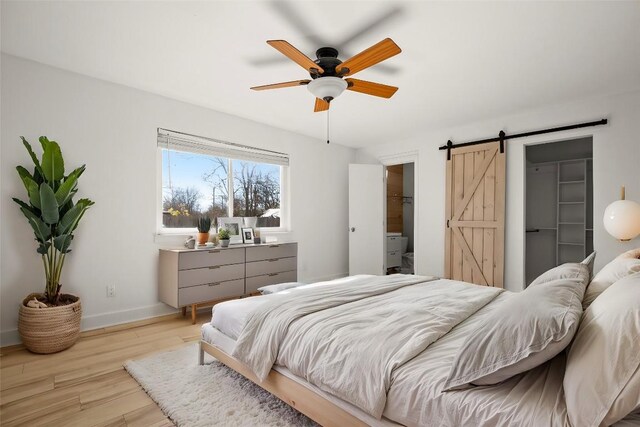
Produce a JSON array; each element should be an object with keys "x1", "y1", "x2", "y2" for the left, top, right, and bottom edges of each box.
[{"x1": 603, "y1": 186, "x2": 640, "y2": 241}]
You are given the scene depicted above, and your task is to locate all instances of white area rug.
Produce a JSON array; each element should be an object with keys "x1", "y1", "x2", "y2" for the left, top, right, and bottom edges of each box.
[{"x1": 125, "y1": 343, "x2": 317, "y2": 427}]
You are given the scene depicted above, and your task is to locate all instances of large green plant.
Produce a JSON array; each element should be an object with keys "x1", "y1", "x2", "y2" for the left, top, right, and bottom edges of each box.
[{"x1": 13, "y1": 137, "x2": 94, "y2": 305}]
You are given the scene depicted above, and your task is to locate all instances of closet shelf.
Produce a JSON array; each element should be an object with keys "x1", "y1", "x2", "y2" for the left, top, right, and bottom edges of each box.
[
  {"x1": 559, "y1": 180, "x2": 585, "y2": 184},
  {"x1": 558, "y1": 222, "x2": 584, "y2": 225},
  {"x1": 558, "y1": 242, "x2": 585, "y2": 246},
  {"x1": 559, "y1": 201, "x2": 585, "y2": 204}
]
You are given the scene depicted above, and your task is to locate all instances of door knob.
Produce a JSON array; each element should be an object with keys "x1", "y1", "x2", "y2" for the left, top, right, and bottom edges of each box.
[{"x1": 350, "y1": 227, "x2": 356, "y2": 232}]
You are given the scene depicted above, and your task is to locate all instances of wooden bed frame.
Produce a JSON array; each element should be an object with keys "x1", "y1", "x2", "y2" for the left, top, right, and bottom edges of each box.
[{"x1": 199, "y1": 340, "x2": 372, "y2": 427}]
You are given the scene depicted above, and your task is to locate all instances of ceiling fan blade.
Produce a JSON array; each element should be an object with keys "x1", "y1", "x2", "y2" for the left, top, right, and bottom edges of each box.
[
  {"x1": 345, "y1": 78, "x2": 398, "y2": 98},
  {"x1": 269, "y1": 1, "x2": 325, "y2": 47},
  {"x1": 336, "y1": 38, "x2": 401, "y2": 76},
  {"x1": 335, "y1": 6, "x2": 403, "y2": 51},
  {"x1": 267, "y1": 40, "x2": 324, "y2": 73},
  {"x1": 314, "y1": 98, "x2": 330, "y2": 112},
  {"x1": 251, "y1": 80, "x2": 311, "y2": 91}
]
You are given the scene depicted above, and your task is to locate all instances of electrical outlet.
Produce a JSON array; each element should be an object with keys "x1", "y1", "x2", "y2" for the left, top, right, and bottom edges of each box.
[{"x1": 106, "y1": 285, "x2": 116, "y2": 298}]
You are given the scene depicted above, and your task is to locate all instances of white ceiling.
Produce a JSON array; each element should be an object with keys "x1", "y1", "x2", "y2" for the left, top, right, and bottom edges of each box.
[{"x1": 2, "y1": 1, "x2": 640, "y2": 148}]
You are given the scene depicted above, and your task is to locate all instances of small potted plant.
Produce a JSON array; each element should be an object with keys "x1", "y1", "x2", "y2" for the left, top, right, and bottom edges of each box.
[
  {"x1": 13, "y1": 136, "x2": 94, "y2": 354},
  {"x1": 218, "y1": 228, "x2": 230, "y2": 247},
  {"x1": 196, "y1": 217, "x2": 211, "y2": 245}
]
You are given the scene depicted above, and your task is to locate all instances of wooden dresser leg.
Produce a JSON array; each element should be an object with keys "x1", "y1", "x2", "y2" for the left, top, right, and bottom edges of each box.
[
  {"x1": 191, "y1": 304, "x2": 197, "y2": 325},
  {"x1": 181, "y1": 306, "x2": 187, "y2": 317}
]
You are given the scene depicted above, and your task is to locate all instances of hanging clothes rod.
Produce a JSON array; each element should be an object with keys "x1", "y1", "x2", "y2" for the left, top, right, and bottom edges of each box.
[{"x1": 439, "y1": 118, "x2": 608, "y2": 160}]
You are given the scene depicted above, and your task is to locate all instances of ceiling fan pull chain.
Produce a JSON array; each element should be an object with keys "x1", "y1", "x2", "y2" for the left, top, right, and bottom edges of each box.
[{"x1": 326, "y1": 108, "x2": 330, "y2": 144}]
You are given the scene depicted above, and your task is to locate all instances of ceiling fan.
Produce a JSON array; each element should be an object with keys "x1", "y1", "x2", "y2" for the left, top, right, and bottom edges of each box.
[{"x1": 250, "y1": 38, "x2": 401, "y2": 112}]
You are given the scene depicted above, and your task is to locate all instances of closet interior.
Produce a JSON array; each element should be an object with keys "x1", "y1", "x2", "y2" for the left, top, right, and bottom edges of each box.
[{"x1": 525, "y1": 137, "x2": 593, "y2": 285}]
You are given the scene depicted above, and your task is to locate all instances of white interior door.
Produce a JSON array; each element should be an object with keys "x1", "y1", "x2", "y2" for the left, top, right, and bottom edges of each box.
[{"x1": 349, "y1": 164, "x2": 385, "y2": 275}]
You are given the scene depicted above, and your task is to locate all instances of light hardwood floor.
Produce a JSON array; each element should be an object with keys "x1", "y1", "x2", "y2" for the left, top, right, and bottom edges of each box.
[{"x1": 0, "y1": 312, "x2": 210, "y2": 426}]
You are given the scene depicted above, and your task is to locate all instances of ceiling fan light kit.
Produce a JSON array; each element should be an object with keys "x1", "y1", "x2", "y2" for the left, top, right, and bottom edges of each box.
[
  {"x1": 307, "y1": 77, "x2": 348, "y2": 102},
  {"x1": 251, "y1": 37, "x2": 401, "y2": 143}
]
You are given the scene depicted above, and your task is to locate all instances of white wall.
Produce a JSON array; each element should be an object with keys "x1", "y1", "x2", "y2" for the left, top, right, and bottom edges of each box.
[
  {"x1": 0, "y1": 54, "x2": 355, "y2": 345},
  {"x1": 357, "y1": 89, "x2": 640, "y2": 292},
  {"x1": 403, "y1": 163, "x2": 414, "y2": 252}
]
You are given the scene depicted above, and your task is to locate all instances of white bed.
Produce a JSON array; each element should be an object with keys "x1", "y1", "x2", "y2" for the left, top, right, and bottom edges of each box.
[
  {"x1": 200, "y1": 268, "x2": 640, "y2": 427},
  {"x1": 202, "y1": 275, "x2": 578, "y2": 426}
]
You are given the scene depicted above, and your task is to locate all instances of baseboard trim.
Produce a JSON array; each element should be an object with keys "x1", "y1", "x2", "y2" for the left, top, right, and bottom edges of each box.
[{"x1": 1, "y1": 302, "x2": 178, "y2": 348}]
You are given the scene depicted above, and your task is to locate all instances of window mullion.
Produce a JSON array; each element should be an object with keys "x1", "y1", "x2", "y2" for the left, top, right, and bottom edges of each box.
[{"x1": 227, "y1": 158, "x2": 234, "y2": 218}]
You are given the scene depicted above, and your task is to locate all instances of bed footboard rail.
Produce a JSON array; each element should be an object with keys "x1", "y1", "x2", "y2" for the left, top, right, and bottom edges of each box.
[{"x1": 199, "y1": 340, "x2": 370, "y2": 427}]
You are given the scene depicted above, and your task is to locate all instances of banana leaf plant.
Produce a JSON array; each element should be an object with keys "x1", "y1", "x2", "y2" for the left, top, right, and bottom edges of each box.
[{"x1": 13, "y1": 137, "x2": 94, "y2": 305}]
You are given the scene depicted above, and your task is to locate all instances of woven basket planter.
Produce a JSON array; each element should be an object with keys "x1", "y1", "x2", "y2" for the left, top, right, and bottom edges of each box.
[{"x1": 18, "y1": 293, "x2": 82, "y2": 354}]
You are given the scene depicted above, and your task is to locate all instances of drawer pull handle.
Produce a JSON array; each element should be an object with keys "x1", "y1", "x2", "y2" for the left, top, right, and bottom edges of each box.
[
  {"x1": 268, "y1": 273, "x2": 278, "y2": 277},
  {"x1": 208, "y1": 265, "x2": 220, "y2": 269},
  {"x1": 208, "y1": 250, "x2": 220, "y2": 254},
  {"x1": 207, "y1": 282, "x2": 221, "y2": 287},
  {"x1": 269, "y1": 245, "x2": 280, "y2": 248}
]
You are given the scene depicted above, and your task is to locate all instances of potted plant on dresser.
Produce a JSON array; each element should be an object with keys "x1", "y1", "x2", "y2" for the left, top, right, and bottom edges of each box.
[
  {"x1": 12, "y1": 136, "x2": 94, "y2": 354},
  {"x1": 196, "y1": 217, "x2": 211, "y2": 245},
  {"x1": 218, "y1": 228, "x2": 230, "y2": 247}
]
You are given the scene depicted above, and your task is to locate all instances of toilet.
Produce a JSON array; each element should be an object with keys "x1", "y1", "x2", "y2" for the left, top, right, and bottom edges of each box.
[
  {"x1": 400, "y1": 236, "x2": 409, "y2": 254},
  {"x1": 400, "y1": 236, "x2": 414, "y2": 274}
]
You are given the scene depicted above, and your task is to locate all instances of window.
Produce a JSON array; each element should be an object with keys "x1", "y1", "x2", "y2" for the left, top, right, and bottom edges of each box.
[{"x1": 158, "y1": 129, "x2": 287, "y2": 231}]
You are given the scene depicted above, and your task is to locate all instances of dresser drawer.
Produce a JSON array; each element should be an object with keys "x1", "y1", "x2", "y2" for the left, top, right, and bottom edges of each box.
[
  {"x1": 246, "y1": 243, "x2": 297, "y2": 262},
  {"x1": 178, "y1": 279, "x2": 245, "y2": 306},
  {"x1": 178, "y1": 248, "x2": 245, "y2": 270},
  {"x1": 246, "y1": 270, "x2": 298, "y2": 294},
  {"x1": 178, "y1": 263, "x2": 245, "y2": 288},
  {"x1": 387, "y1": 236, "x2": 401, "y2": 252},
  {"x1": 246, "y1": 257, "x2": 296, "y2": 278}
]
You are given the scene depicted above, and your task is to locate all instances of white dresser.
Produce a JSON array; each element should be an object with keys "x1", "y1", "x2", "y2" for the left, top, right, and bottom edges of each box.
[{"x1": 159, "y1": 242, "x2": 297, "y2": 323}]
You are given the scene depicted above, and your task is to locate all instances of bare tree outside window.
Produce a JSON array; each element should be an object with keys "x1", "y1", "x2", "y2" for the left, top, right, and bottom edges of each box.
[
  {"x1": 232, "y1": 159, "x2": 280, "y2": 227},
  {"x1": 202, "y1": 157, "x2": 229, "y2": 221},
  {"x1": 161, "y1": 149, "x2": 281, "y2": 229}
]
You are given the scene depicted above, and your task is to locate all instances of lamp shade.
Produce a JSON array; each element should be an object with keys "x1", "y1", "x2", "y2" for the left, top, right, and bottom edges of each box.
[
  {"x1": 307, "y1": 77, "x2": 347, "y2": 101},
  {"x1": 603, "y1": 199, "x2": 640, "y2": 241}
]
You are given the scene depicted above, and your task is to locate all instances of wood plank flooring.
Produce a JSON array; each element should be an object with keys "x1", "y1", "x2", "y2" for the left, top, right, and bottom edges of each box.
[{"x1": 0, "y1": 312, "x2": 210, "y2": 426}]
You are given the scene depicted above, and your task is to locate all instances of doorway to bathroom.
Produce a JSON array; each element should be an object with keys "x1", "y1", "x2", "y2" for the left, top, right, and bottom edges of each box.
[{"x1": 386, "y1": 162, "x2": 415, "y2": 274}]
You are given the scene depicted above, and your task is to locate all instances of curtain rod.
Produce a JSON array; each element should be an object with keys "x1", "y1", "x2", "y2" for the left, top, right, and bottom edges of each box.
[{"x1": 439, "y1": 118, "x2": 608, "y2": 159}]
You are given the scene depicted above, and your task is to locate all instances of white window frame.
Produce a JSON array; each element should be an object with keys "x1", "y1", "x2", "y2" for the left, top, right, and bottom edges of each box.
[{"x1": 156, "y1": 129, "x2": 290, "y2": 235}]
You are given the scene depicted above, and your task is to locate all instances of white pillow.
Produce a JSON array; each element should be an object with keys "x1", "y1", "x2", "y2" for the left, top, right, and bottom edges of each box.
[
  {"x1": 564, "y1": 272, "x2": 640, "y2": 427},
  {"x1": 257, "y1": 282, "x2": 304, "y2": 295},
  {"x1": 442, "y1": 263, "x2": 589, "y2": 390},
  {"x1": 529, "y1": 261, "x2": 591, "y2": 288},
  {"x1": 583, "y1": 248, "x2": 640, "y2": 308},
  {"x1": 581, "y1": 251, "x2": 597, "y2": 279}
]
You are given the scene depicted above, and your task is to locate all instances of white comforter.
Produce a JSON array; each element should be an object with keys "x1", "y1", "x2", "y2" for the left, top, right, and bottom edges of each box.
[{"x1": 232, "y1": 274, "x2": 504, "y2": 418}]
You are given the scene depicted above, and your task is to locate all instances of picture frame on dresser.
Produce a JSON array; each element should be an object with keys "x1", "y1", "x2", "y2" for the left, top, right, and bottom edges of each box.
[
  {"x1": 241, "y1": 227, "x2": 255, "y2": 244},
  {"x1": 217, "y1": 217, "x2": 243, "y2": 244}
]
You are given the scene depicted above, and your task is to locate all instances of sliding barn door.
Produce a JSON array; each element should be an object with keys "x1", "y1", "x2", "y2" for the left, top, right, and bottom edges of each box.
[{"x1": 445, "y1": 141, "x2": 506, "y2": 287}]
